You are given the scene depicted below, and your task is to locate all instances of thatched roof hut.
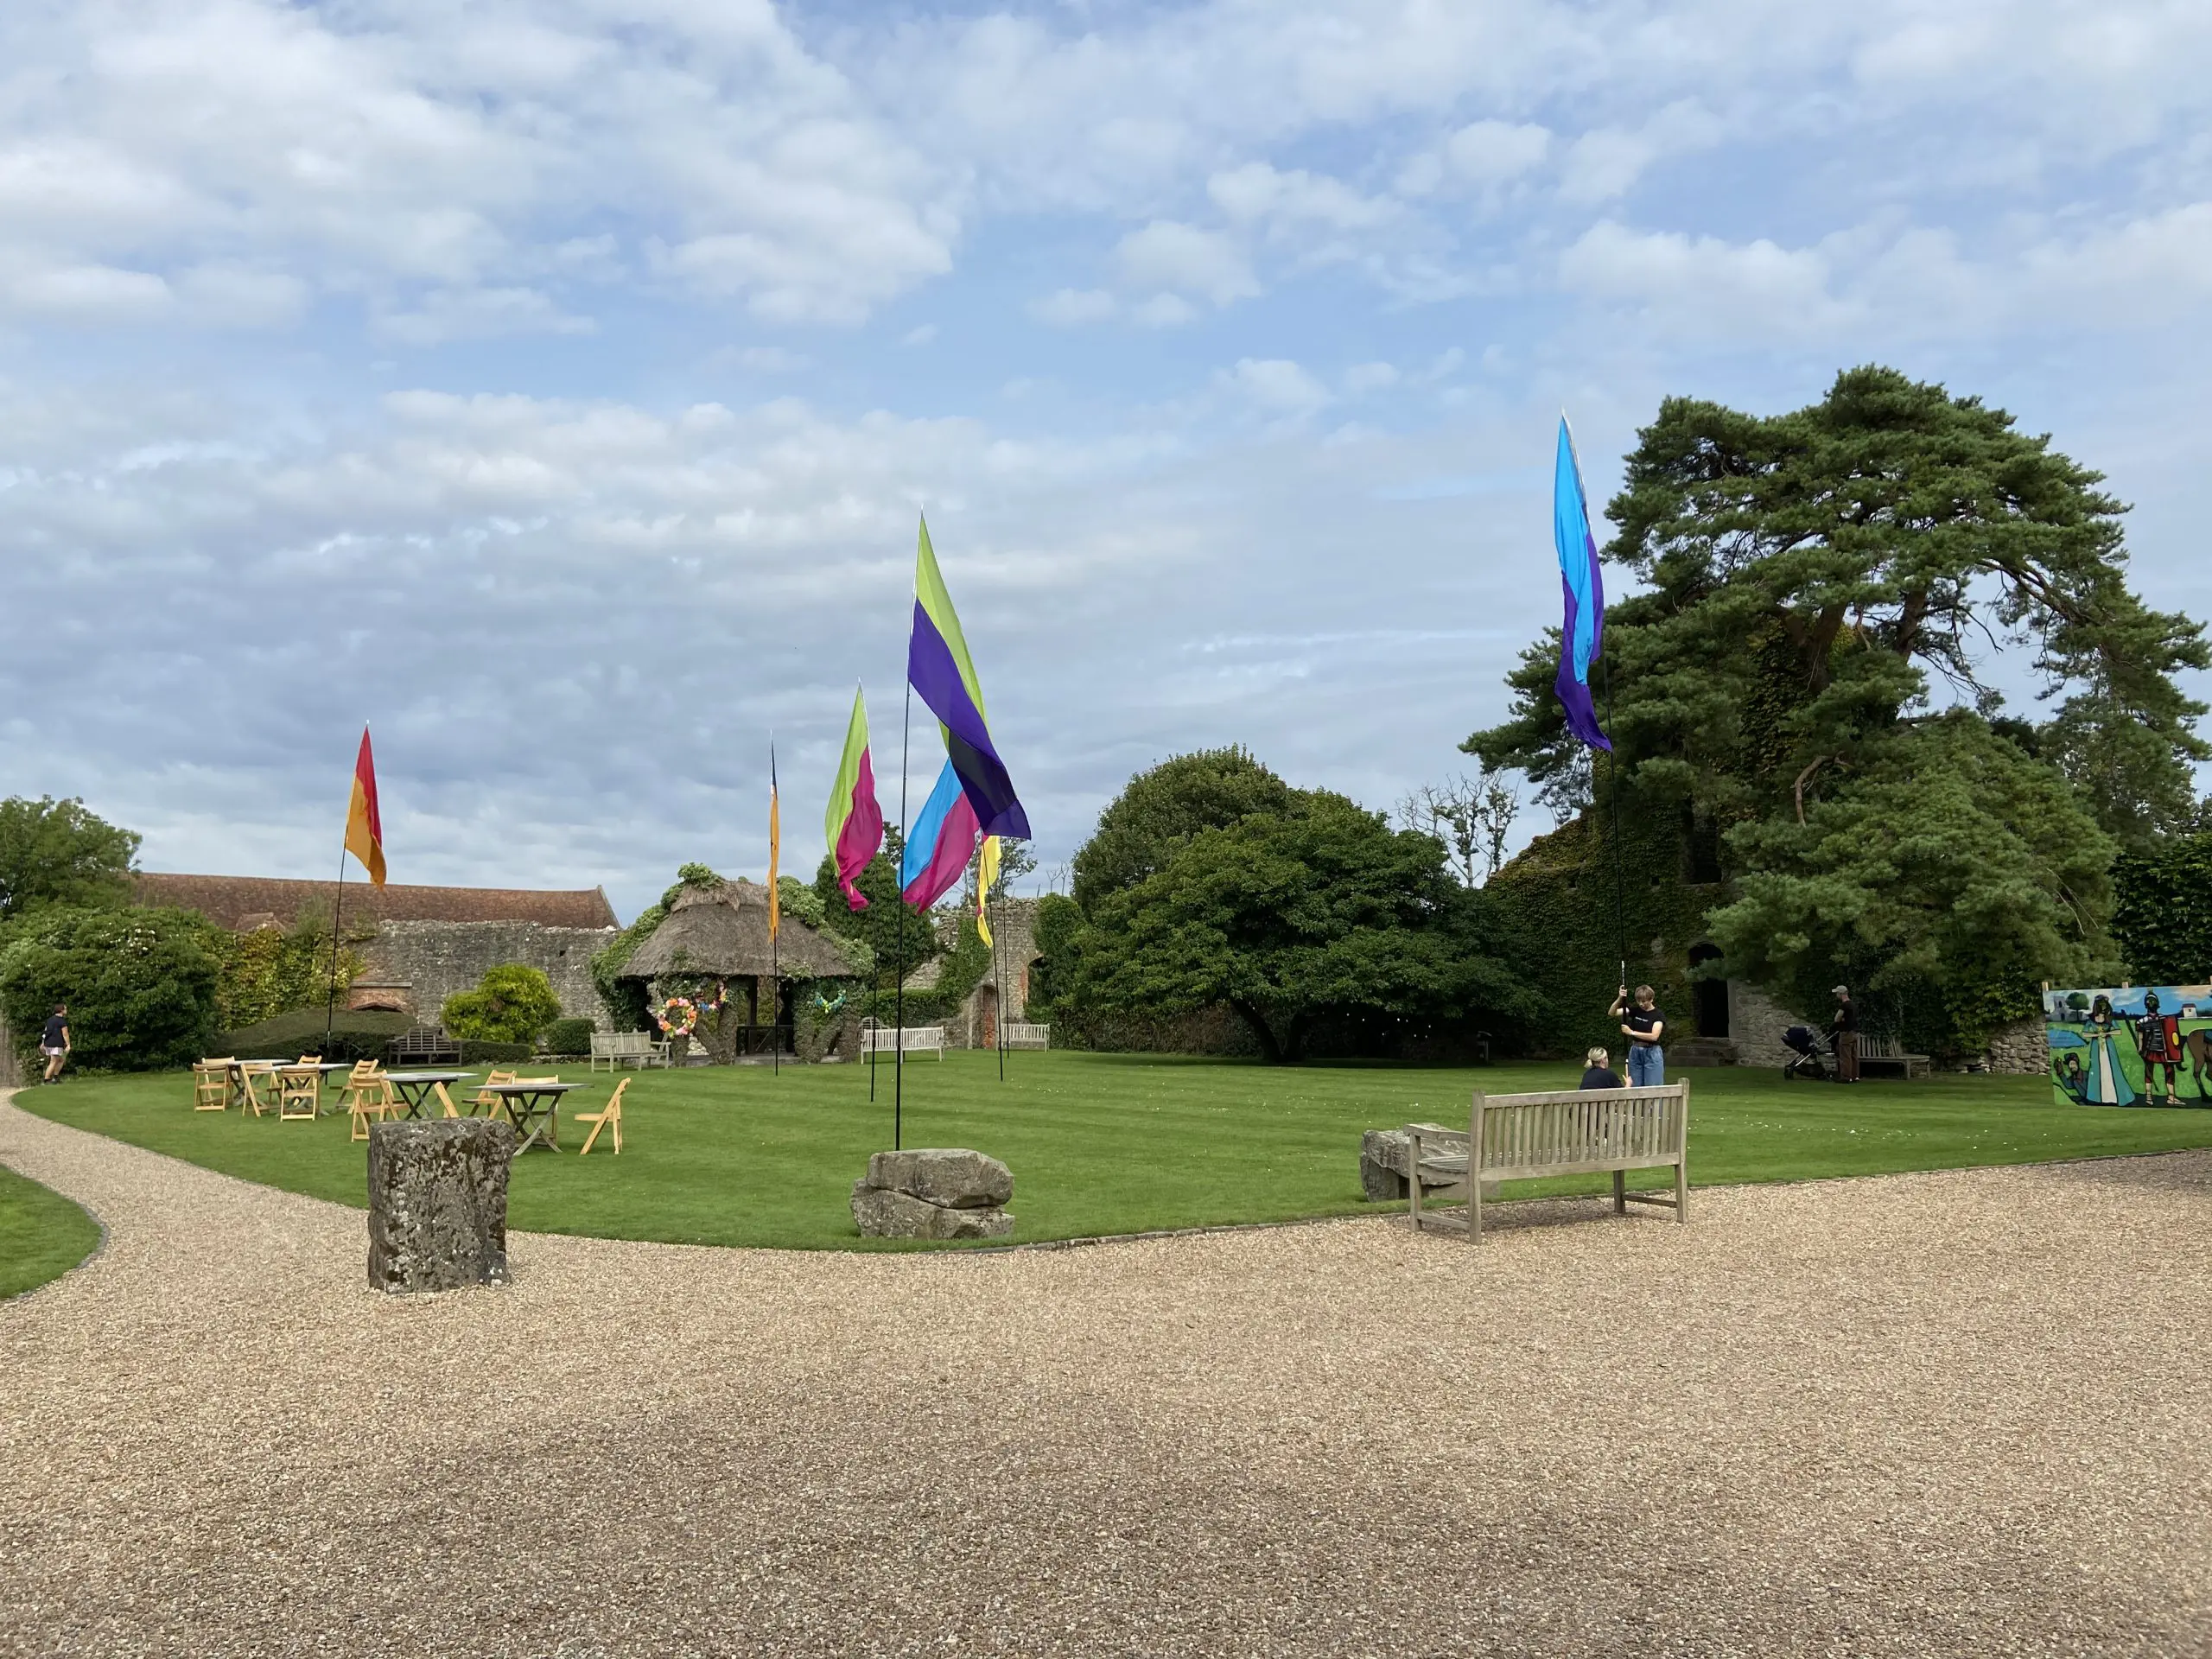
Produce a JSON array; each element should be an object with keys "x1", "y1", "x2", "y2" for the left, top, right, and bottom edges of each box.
[{"x1": 618, "y1": 878, "x2": 863, "y2": 982}]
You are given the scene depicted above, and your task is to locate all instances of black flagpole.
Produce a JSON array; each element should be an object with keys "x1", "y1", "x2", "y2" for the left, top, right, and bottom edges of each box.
[
  {"x1": 323, "y1": 833, "x2": 348, "y2": 1055},
  {"x1": 893, "y1": 681, "x2": 912, "y2": 1151},
  {"x1": 992, "y1": 849, "x2": 1007, "y2": 1081},
  {"x1": 771, "y1": 738, "x2": 779, "y2": 1078}
]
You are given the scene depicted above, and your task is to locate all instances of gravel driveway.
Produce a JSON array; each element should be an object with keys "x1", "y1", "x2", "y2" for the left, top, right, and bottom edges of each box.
[{"x1": 2, "y1": 1090, "x2": 2208, "y2": 1657}]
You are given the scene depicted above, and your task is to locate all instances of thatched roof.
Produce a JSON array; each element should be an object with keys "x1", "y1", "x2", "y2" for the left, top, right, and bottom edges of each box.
[{"x1": 618, "y1": 879, "x2": 864, "y2": 982}]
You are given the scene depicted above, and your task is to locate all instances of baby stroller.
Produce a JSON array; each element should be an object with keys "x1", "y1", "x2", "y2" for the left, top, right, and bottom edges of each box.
[{"x1": 1781, "y1": 1023, "x2": 1834, "y2": 1082}]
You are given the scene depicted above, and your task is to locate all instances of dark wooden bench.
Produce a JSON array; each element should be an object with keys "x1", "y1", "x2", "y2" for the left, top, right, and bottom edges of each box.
[{"x1": 389, "y1": 1026, "x2": 461, "y2": 1065}]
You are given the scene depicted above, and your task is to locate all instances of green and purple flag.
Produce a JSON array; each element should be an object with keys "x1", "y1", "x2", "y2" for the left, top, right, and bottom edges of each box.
[{"x1": 906, "y1": 517, "x2": 1030, "y2": 840}]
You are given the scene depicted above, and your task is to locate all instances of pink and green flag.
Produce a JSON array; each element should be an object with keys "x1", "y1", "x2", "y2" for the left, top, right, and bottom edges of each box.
[
  {"x1": 824, "y1": 685, "x2": 883, "y2": 911},
  {"x1": 906, "y1": 517, "x2": 1030, "y2": 841}
]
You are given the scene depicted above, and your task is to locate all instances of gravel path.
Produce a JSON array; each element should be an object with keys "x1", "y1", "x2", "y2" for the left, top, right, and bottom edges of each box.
[{"x1": 2, "y1": 1091, "x2": 2209, "y2": 1658}]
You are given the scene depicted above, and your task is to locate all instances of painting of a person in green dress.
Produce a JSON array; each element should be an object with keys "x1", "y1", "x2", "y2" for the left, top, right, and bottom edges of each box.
[{"x1": 2083, "y1": 994, "x2": 2137, "y2": 1106}]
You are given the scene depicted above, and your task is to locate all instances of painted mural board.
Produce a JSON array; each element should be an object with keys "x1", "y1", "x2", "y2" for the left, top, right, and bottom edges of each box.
[{"x1": 2043, "y1": 985, "x2": 2212, "y2": 1107}]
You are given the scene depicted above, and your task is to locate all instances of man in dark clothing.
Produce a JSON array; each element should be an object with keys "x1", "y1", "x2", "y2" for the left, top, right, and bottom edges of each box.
[
  {"x1": 1580, "y1": 1046, "x2": 1623, "y2": 1089},
  {"x1": 41, "y1": 1003, "x2": 70, "y2": 1084},
  {"x1": 1609, "y1": 984, "x2": 1666, "y2": 1085},
  {"x1": 1830, "y1": 986, "x2": 1859, "y2": 1084}
]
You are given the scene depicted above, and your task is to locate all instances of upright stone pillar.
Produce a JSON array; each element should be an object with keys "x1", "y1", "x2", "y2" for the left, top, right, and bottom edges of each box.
[{"x1": 366, "y1": 1118, "x2": 515, "y2": 1293}]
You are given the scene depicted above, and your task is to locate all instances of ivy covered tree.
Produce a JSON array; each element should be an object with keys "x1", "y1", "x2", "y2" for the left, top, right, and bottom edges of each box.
[
  {"x1": 811, "y1": 828, "x2": 945, "y2": 992},
  {"x1": 1466, "y1": 366, "x2": 2199, "y2": 1050},
  {"x1": 1049, "y1": 767, "x2": 1526, "y2": 1062}
]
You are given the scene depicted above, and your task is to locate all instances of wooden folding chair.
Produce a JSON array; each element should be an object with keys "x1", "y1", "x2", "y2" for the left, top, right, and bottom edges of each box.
[
  {"x1": 236, "y1": 1062, "x2": 277, "y2": 1117},
  {"x1": 431, "y1": 1082, "x2": 463, "y2": 1119},
  {"x1": 194, "y1": 1060, "x2": 236, "y2": 1111},
  {"x1": 575, "y1": 1077, "x2": 629, "y2": 1156},
  {"x1": 347, "y1": 1073, "x2": 398, "y2": 1143},
  {"x1": 470, "y1": 1070, "x2": 518, "y2": 1116},
  {"x1": 276, "y1": 1065, "x2": 321, "y2": 1122}
]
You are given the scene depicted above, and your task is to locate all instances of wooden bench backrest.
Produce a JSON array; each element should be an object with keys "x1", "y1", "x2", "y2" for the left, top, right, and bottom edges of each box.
[{"x1": 1445, "y1": 1084, "x2": 1689, "y2": 1181}]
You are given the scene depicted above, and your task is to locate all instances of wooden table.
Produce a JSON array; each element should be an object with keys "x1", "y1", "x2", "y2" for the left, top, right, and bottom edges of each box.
[
  {"x1": 229, "y1": 1059, "x2": 349, "y2": 1113},
  {"x1": 383, "y1": 1071, "x2": 476, "y2": 1120},
  {"x1": 477, "y1": 1081, "x2": 580, "y2": 1154}
]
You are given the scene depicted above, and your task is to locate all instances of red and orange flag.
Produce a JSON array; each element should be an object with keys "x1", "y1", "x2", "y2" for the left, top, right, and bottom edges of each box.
[{"x1": 345, "y1": 726, "x2": 386, "y2": 887}]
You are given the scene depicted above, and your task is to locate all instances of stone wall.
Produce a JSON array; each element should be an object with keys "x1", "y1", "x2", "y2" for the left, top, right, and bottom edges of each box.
[
  {"x1": 1726, "y1": 981, "x2": 1806, "y2": 1071},
  {"x1": 1982, "y1": 1017, "x2": 2049, "y2": 1076},
  {"x1": 947, "y1": 899, "x2": 1042, "y2": 1050},
  {"x1": 359, "y1": 921, "x2": 616, "y2": 1025}
]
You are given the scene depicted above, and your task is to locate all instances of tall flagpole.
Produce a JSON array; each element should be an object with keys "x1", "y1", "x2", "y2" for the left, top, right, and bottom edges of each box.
[
  {"x1": 770, "y1": 738, "x2": 780, "y2": 1078},
  {"x1": 893, "y1": 681, "x2": 912, "y2": 1151},
  {"x1": 1564, "y1": 412, "x2": 1629, "y2": 989},
  {"x1": 323, "y1": 830, "x2": 348, "y2": 1054}
]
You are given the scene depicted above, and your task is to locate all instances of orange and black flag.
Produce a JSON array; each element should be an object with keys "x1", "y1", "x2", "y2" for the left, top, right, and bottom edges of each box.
[
  {"x1": 346, "y1": 726, "x2": 386, "y2": 887},
  {"x1": 766, "y1": 742, "x2": 781, "y2": 940}
]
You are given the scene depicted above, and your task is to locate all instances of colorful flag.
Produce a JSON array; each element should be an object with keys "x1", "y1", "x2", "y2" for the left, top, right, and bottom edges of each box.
[
  {"x1": 823, "y1": 685, "x2": 883, "y2": 911},
  {"x1": 768, "y1": 742, "x2": 781, "y2": 940},
  {"x1": 345, "y1": 726, "x2": 386, "y2": 887},
  {"x1": 906, "y1": 517, "x2": 1031, "y2": 840},
  {"x1": 900, "y1": 760, "x2": 981, "y2": 909},
  {"x1": 976, "y1": 835, "x2": 1000, "y2": 947},
  {"x1": 1552, "y1": 416, "x2": 1612, "y2": 752}
]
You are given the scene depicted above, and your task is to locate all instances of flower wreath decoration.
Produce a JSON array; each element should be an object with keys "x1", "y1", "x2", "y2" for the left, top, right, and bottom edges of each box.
[{"x1": 656, "y1": 995, "x2": 700, "y2": 1038}]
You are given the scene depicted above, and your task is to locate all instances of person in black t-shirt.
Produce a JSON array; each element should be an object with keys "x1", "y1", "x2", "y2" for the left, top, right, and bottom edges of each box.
[
  {"x1": 40, "y1": 1003, "x2": 70, "y2": 1084},
  {"x1": 1579, "y1": 1046, "x2": 1623, "y2": 1089},
  {"x1": 1609, "y1": 983, "x2": 1666, "y2": 1085},
  {"x1": 1830, "y1": 985, "x2": 1859, "y2": 1084}
]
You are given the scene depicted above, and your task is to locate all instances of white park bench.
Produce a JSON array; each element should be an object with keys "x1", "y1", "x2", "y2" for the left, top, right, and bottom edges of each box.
[
  {"x1": 589, "y1": 1030, "x2": 671, "y2": 1071},
  {"x1": 1001, "y1": 1023, "x2": 1051, "y2": 1050},
  {"x1": 859, "y1": 1024, "x2": 945, "y2": 1059},
  {"x1": 1405, "y1": 1081, "x2": 1689, "y2": 1240}
]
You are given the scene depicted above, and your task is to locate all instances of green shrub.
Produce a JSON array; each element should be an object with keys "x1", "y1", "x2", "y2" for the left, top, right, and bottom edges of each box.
[
  {"x1": 217, "y1": 1007, "x2": 410, "y2": 1063},
  {"x1": 442, "y1": 964, "x2": 563, "y2": 1043},
  {"x1": 458, "y1": 1039, "x2": 535, "y2": 1065},
  {"x1": 215, "y1": 918, "x2": 363, "y2": 1030},
  {"x1": 0, "y1": 906, "x2": 223, "y2": 1071},
  {"x1": 542, "y1": 1016, "x2": 594, "y2": 1056}
]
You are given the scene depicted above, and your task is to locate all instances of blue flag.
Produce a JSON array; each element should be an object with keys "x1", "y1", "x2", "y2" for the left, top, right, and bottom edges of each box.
[{"x1": 1553, "y1": 416, "x2": 1612, "y2": 751}]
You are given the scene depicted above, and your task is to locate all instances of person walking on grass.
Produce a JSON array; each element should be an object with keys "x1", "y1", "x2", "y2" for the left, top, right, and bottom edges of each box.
[
  {"x1": 1579, "y1": 1046, "x2": 1623, "y2": 1090},
  {"x1": 1830, "y1": 985, "x2": 1859, "y2": 1084},
  {"x1": 1610, "y1": 984, "x2": 1666, "y2": 1086},
  {"x1": 40, "y1": 1003, "x2": 70, "y2": 1084}
]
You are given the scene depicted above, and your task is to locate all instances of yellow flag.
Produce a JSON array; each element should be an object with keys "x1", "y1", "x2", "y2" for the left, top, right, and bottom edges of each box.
[
  {"x1": 976, "y1": 835, "x2": 999, "y2": 947},
  {"x1": 767, "y1": 747, "x2": 781, "y2": 940}
]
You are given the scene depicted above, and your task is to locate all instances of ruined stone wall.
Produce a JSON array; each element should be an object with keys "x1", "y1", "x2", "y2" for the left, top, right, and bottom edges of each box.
[
  {"x1": 1982, "y1": 1017, "x2": 2049, "y2": 1076},
  {"x1": 947, "y1": 899, "x2": 1043, "y2": 1050},
  {"x1": 359, "y1": 922, "x2": 616, "y2": 1025},
  {"x1": 1727, "y1": 981, "x2": 1807, "y2": 1071}
]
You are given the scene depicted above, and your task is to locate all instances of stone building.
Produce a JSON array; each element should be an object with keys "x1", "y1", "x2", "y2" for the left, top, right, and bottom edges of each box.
[
  {"x1": 133, "y1": 873, "x2": 619, "y2": 1021},
  {"x1": 901, "y1": 897, "x2": 1045, "y2": 1049}
]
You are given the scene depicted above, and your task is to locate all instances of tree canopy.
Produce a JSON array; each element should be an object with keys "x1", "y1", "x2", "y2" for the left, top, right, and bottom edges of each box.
[
  {"x1": 1465, "y1": 367, "x2": 2200, "y2": 1046},
  {"x1": 0, "y1": 797, "x2": 140, "y2": 920},
  {"x1": 1048, "y1": 766, "x2": 1524, "y2": 1062}
]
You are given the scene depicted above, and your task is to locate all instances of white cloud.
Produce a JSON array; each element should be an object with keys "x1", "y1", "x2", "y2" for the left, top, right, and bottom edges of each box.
[
  {"x1": 7, "y1": 263, "x2": 172, "y2": 321},
  {"x1": 1560, "y1": 100, "x2": 1726, "y2": 205},
  {"x1": 1114, "y1": 220, "x2": 1259, "y2": 306},
  {"x1": 376, "y1": 286, "x2": 595, "y2": 346},
  {"x1": 1222, "y1": 357, "x2": 1332, "y2": 415},
  {"x1": 734, "y1": 346, "x2": 811, "y2": 372},
  {"x1": 1207, "y1": 162, "x2": 1396, "y2": 232},
  {"x1": 1560, "y1": 220, "x2": 1852, "y2": 339},
  {"x1": 1344, "y1": 361, "x2": 1400, "y2": 396},
  {"x1": 1030, "y1": 287, "x2": 1118, "y2": 325},
  {"x1": 1442, "y1": 120, "x2": 1553, "y2": 188},
  {"x1": 900, "y1": 324, "x2": 938, "y2": 346},
  {"x1": 1131, "y1": 293, "x2": 1200, "y2": 327}
]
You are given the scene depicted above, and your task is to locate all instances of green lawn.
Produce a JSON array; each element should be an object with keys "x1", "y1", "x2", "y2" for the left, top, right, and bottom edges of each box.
[
  {"x1": 0, "y1": 1163, "x2": 103, "y2": 1299},
  {"x1": 18, "y1": 1053, "x2": 2212, "y2": 1251}
]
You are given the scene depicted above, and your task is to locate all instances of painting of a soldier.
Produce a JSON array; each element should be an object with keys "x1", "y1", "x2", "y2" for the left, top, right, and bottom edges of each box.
[{"x1": 2044, "y1": 983, "x2": 2212, "y2": 1108}]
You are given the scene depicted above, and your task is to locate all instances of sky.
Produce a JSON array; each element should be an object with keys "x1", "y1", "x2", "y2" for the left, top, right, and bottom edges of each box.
[{"x1": 3, "y1": 0, "x2": 2210, "y2": 921}]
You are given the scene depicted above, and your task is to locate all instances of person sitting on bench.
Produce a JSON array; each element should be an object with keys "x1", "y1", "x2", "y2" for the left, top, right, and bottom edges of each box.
[{"x1": 1579, "y1": 1046, "x2": 1623, "y2": 1089}]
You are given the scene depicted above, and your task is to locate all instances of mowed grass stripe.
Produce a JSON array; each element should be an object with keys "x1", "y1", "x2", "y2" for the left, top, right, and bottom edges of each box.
[{"x1": 19, "y1": 1052, "x2": 2212, "y2": 1251}]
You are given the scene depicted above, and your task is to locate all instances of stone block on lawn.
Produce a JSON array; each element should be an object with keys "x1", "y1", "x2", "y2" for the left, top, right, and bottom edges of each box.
[
  {"x1": 850, "y1": 1183, "x2": 1014, "y2": 1241},
  {"x1": 366, "y1": 1117, "x2": 515, "y2": 1294},
  {"x1": 1360, "y1": 1128, "x2": 1500, "y2": 1203},
  {"x1": 864, "y1": 1147, "x2": 1014, "y2": 1210}
]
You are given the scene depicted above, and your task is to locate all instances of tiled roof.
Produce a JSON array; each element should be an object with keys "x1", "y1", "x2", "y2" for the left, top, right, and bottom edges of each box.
[{"x1": 133, "y1": 872, "x2": 620, "y2": 932}]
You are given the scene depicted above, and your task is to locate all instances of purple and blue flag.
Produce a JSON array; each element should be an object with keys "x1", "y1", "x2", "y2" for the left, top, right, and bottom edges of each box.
[
  {"x1": 1552, "y1": 416, "x2": 1611, "y2": 751},
  {"x1": 906, "y1": 516, "x2": 1031, "y2": 842}
]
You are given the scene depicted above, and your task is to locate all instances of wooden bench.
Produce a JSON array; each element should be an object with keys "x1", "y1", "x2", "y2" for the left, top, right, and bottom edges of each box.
[
  {"x1": 1406, "y1": 1082, "x2": 1690, "y2": 1240},
  {"x1": 390, "y1": 1027, "x2": 461, "y2": 1066},
  {"x1": 859, "y1": 1025, "x2": 945, "y2": 1059},
  {"x1": 589, "y1": 1031, "x2": 671, "y2": 1071},
  {"x1": 1001, "y1": 1023, "x2": 1050, "y2": 1050},
  {"x1": 1856, "y1": 1035, "x2": 1932, "y2": 1079}
]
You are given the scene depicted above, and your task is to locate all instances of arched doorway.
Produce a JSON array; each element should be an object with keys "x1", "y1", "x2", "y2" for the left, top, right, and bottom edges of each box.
[
  {"x1": 977, "y1": 984, "x2": 999, "y2": 1050},
  {"x1": 1688, "y1": 943, "x2": 1729, "y2": 1039}
]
